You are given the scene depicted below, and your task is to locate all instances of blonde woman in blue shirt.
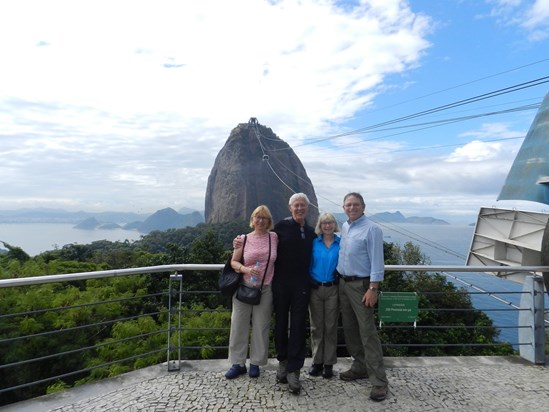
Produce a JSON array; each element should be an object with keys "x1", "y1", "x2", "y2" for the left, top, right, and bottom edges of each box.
[{"x1": 308, "y1": 212, "x2": 340, "y2": 379}]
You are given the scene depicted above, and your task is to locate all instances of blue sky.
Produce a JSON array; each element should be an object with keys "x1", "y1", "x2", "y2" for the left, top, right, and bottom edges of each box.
[{"x1": 1, "y1": 0, "x2": 548, "y2": 223}]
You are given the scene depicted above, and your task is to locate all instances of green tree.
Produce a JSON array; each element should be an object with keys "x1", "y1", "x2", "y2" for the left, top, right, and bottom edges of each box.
[{"x1": 379, "y1": 241, "x2": 513, "y2": 356}]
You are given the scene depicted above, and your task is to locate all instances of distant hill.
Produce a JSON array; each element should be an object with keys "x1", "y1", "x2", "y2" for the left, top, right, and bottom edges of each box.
[
  {"x1": 0, "y1": 208, "x2": 148, "y2": 224},
  {"x1": 0, "y1": 207, "x2": 205, "y2": 233},
  {"x1": 1, "y1": 207, "x2": 446, "y2": 232},
  {"x1": 133, "y1": 208, "x2": 204, "y2": 233},
  {"x1": 74, "y1": 217, "x2": 101, "y2": 230},
  {"x1": 73, "y1": 209, "x2": 204, "y2": 233},
  {"x1": 371, "y1": 211, "x2": 407, "y2": 223},
  {"x1": 372, "y1": 211, "x2": 449, "y2": 225},
  {"x1": 333, "y1": 211, "x2": 449, "y2": 225}
]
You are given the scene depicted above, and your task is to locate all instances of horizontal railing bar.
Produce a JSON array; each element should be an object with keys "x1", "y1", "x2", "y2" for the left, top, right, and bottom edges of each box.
[
  {"x1": 0, "y1": 265, "x2": 223, "y2": 288},
  {"x1": 379, "y1": 325, "x2": 529, "y2": 330},
  {"x1": 0, "y1": 310, "x2": 166, "y2": 344},
  {"x1": 421, "y1": 308, "x2": 528, "y2": 312},
  {"x1": 180, "y1": 324, "x2": 528, "y2": 332},
  {"x1": 382, "y1": 342, "x2": 521, "y2": 347},
  {"x1": 420, "y1": 291, "x2": 526, "y2": 295},
  {"x1": 0, "y1": 348, "x2": 166, "y2": 394},
  {"x1": 189, "y1": 289, "x2": 528, "y2": 296},
  {"x1": 0, "y1": 330, "x2": 167, "y2": 370},
  {"x1": 177, "y1": 341, "x2": 521, "y2": 350},
  {"x1": 0, "y1": 292, "x2": 166, "y2": 320},
  {"x1": 1, "y1": 265, "x2": 547, "y2": 288}
]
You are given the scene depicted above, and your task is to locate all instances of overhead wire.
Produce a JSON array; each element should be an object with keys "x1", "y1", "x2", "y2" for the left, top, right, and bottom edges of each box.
[
  {"x1": 255, "y1": 117, "x2": 524, "y2": 304},
  {"x1": 252, "y1": 122, "x2": 469, "y2": 261},
  {"x1": 266, "y1": 76, "x2": 549, "y2": 152},
  {"x1": 250, "y1": 122, "x2": 320, "y2": 211},
  {"x1": 294, "y1": 103, "x2": 538, "y2": 159},
  {"x1": 248, "y1": 69, "x2": 549, "y2": 294},
  {"x1": 358, "y1": 58, "x2": 549, "y2": 116}
]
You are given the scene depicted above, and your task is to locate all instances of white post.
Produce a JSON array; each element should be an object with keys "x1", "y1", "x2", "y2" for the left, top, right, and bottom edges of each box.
[{"x1": 518, "y1": 275, "x2": 546, "y2": 364}]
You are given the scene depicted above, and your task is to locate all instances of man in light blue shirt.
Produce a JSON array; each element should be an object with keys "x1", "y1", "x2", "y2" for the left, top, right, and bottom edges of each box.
[{"x1": 336, "y1": 192, "x2": 389, "y2": 402}]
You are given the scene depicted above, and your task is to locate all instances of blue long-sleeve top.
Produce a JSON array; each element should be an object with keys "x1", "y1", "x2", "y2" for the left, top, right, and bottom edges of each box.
[{"x1": 310, "y1": 234, "x2": 340, "y2": 283}]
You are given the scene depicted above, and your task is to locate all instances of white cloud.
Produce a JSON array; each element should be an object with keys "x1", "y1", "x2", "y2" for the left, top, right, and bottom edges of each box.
[
  {"x1": 0, "y1": 0, "x2": 544, "y2": 227},
  {"x1": 0, "y1": 0, "x2": 433, "y2": 214},
  {"x1": 522, "y1": 0, "x2": 549, "y2": 40},
  {"x1": 487, "y1": 0, "x2": 549, "y2": 40},
  {"x1": 458, "y1": 122, "x2": 525, "y2": 139},
  {"x1": 447, "y1": 140, "x2": 503, "y2": 162}
]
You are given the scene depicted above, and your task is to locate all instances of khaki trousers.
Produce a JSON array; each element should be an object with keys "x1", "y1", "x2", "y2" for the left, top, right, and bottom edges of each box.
[
  {"x1": 228, "y1": 285, "x2": 273, "y2": 366},
  {"x1": 339, "y1": 278, "x2": 388, "y2": 387},
  {"x1": 309, "y1": 284, "x2": 339, "y2": 365}
]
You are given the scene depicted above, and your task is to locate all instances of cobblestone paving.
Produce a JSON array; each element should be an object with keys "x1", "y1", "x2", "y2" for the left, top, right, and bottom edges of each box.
[{"x1": 40, "y1": 357, "x2": 549, "y2": 412}]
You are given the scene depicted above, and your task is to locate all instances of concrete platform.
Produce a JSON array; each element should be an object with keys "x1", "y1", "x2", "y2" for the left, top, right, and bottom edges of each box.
[{"x1": 2, "y1": 356, "x2": 548, "y2": 411}]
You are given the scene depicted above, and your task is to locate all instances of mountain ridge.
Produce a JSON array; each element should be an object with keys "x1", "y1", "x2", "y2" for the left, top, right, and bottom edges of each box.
[{"x1": 0, "y1": 207, "x2": 450, "y2": 230}]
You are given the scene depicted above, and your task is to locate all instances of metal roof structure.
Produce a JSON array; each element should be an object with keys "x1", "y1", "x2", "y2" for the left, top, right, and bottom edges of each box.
[
  {"x1": 498, "y1": 90, "x2": 549, "y2": 204},
  {"x1": 467, "y1": 90, "x2": 549, "y2": 291}
]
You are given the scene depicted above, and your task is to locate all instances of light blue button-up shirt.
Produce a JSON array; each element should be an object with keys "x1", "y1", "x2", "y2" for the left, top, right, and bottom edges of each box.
[{"x1": 336, "y1": 214, "x2": 385, "y2": 282}]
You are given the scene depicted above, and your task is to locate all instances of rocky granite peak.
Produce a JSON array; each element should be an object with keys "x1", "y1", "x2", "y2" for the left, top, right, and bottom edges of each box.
[{"x1": 205, "y1": 120, "x2": 319, "y2": 226}]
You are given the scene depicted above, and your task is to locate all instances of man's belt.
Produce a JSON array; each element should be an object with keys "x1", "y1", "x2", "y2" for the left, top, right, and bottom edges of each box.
[
  {"x1": 337, "y1": 273, "x2": 367, "y2": 282},
  {"x1": 312, "y1": 279, "x2": 338, "y2": 287}
]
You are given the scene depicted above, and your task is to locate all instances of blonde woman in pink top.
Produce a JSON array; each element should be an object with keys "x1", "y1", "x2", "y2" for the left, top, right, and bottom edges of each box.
[{"x1": 225, "y1": 205, "x2": 278, "y2": 379}]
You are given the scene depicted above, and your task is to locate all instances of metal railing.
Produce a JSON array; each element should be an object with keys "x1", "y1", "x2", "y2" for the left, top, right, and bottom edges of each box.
[{"x1": 0, "y1": 264, "x2": 547, "y2": 406}]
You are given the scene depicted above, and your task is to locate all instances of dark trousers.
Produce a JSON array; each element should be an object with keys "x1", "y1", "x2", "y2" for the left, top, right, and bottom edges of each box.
[{"x1": 272, "y1": 281, "x2": 311, "y2": 373}]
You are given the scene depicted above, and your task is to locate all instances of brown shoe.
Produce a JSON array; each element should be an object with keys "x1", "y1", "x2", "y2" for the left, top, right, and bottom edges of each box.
[
  {"x1": 370, "y1": 385, "x2": 388, "y2": 402},
  {"x1": 340, "y1": 368, "x2": 368, "y2": 381}
]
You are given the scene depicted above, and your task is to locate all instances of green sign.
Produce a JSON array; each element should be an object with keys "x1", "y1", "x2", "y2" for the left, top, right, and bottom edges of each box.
[{"x1": 378, "y1": 292, "x2": 419, "y2": 323}]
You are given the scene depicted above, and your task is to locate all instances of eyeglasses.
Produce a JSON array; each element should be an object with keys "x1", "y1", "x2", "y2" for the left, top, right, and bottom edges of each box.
[
  {"x1": 321, "y1": 221, "x2": 335, "y2": 226},
  {"x1": 300, "y1": 226, "x2": 305, "y2": 239},
  {"x1": 254, "y1": 216, "x2": 269, "y2": 221}
]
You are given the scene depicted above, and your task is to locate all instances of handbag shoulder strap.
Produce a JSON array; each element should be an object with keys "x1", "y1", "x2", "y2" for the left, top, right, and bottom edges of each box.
[
  {"x1": 239, "y1": 235, "x2": 247, "y2": 264},
  {"x1": 259, "y1": 233, "x2": 272, "y2": 288}
]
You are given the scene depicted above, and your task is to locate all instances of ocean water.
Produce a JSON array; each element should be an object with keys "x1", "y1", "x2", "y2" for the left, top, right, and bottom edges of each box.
[
  {"x1": 0, "y1": 223, "x2": 142, "y2": 256},
  {"x1": 1, "y1": 222, "x2": 544, "y2": 346}
]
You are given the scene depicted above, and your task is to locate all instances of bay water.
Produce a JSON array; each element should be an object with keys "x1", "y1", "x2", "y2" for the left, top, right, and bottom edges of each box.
[
  {"x1": 0, "y1": 223, "x2": 142, "y2": 256},
  {"x1": 1, "y1": 221, "x2": 544, "y2": 347}
]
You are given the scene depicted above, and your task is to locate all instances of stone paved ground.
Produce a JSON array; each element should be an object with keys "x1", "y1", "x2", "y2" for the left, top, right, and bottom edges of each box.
[{"x1": 3, "y1": 357, "x2": 549, "y2": 412}]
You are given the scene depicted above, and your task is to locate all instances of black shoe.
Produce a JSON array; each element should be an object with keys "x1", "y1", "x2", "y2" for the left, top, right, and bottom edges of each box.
[
  {"x1": 308, "y1": 363, "x2": 323, "y2": 376},
  {"x1": 322, "y1": 365, "x2": 333, "y2": 379}
]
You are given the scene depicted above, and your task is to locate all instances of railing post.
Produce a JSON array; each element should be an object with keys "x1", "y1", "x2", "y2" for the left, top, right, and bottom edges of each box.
[
  {"x1": 518, "y1": 275, "x2": 546, "y2": 364},
  {"x1": 167, "y1": 272, "x2": 183, "y2": 371}
]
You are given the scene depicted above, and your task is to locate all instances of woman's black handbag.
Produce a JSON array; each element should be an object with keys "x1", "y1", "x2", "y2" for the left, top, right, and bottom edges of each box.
[
  {"x1": 236, "y1": 233, "x2": 271, "y2": 305},
  {"x1": 235, "y1": 283, "x2": 262, "y2": 305},
  {"x1": 219, "y1": 236, "x2": 247, "y2": 297}
]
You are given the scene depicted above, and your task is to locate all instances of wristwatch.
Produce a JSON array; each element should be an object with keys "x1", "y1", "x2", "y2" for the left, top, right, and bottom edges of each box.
[{"x1": 369, "y1": 286, "x2": 379, "y2": 293}]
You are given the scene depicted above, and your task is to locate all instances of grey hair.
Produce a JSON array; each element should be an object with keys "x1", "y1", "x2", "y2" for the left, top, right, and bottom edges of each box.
[{"x1": 288, "y1": 192, "x2": 310, "y2": 205}]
